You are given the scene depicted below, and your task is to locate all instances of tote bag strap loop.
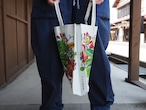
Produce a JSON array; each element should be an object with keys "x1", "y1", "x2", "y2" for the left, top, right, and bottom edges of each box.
[
  {"x1": 54, "y1": 2, "x2": 64, "y2": 26},
  {"x1": 84, "y1": 0, "x2": 96, "y2": 26}
]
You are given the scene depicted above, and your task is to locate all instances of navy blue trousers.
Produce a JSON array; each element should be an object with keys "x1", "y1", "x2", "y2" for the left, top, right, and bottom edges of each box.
[
  {"x1": 31, "y1": 11, "x2": 114, "y2": 110},
  {"x1": 88, "y1": 17, "x2": 114, "y2": 110},
  {"x1": 31, "y1": 18, "x2": 64, "y2": 110}
]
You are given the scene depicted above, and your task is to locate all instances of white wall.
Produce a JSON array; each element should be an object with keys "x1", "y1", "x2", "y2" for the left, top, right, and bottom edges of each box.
[
  {"x1": 110, "y1": 0, "x2": 118, "y2": 24},
  {"x1": 141, "y1": 0, "x2": 146, "y2": 16}
]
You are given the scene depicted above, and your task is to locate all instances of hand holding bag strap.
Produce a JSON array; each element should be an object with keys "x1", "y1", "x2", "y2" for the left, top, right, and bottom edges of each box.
[
  {"x1": 84, "y1": 0, "x2": 96, "y2": 26},
  {"x1": 54, "y1": 2, "x2": 64, "y2": 26}
]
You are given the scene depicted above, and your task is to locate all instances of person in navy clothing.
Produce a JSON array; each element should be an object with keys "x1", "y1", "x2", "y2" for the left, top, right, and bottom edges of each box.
[
  {"x1": 31, "y1": 0, "x2": 114, "y2": 110},
  {"x1": 31, "y1": 0, "x2": 73, "y2": 110},
  {"x1": 73, "y1": 0, "x2": 114, "y2": 110}
]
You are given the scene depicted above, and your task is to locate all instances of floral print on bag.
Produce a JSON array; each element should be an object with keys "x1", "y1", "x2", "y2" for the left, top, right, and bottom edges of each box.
[
  {"x1": 80, "y1": 32, "x2": 95, "y2": 77},
  {"x1": 56, "y1": 32, "x2": 95, "y2": 83},
  {"x1": 56, "y1": 33, "x2": 75, "y2": 82}
]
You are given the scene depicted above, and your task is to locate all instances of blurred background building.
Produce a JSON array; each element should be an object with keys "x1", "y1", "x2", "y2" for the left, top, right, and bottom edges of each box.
[{"x1": 110, "y1": 0, "x2": 146, "y2": 43}]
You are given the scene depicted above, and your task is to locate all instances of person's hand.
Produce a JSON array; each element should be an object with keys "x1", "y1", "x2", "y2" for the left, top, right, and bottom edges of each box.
[
  {"x1": 90, "y1": 0, "x2": 104, "y2": 5},
  {"x1": 47, "y1": 0, "x2": 60, "y2": 6}
]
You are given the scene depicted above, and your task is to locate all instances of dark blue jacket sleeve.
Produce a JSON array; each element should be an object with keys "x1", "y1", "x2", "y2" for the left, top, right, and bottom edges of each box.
[{"x1": 96, "y1": 0, "x2": 110, "y2": 19}]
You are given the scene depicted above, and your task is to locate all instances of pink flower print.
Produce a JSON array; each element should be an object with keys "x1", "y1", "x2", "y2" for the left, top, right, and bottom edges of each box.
[
  {"x1": 89, "y1": 41, "x2": 94, "y2": 49},
  {"x1": 82, "y1": 51, "x2": 88, "y2": 62}
]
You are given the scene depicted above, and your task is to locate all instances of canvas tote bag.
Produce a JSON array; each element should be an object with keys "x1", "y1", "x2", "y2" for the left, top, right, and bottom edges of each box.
[{"x1": 54, "y1": 0, "x2": 98, "y2": 96}]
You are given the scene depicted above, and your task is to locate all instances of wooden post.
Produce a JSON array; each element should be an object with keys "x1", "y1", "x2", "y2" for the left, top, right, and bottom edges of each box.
[
  {"x1": 0, "y1": 0, "x2": 6, "y2": 87},
  {"x1": 27, "y1": 0, "x2": 34, "y2": 63},
  {"x1": 126, "y1": 0, "x2": 146, "y2": 89}
]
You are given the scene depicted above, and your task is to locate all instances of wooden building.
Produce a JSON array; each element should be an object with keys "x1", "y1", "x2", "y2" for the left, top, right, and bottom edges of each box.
[
  {"x1": 0, "y1": 0, "x2": 34, "y2": 87},
  {"x1": 111, "y1": 0, "x2": 146, "y2": 43}
]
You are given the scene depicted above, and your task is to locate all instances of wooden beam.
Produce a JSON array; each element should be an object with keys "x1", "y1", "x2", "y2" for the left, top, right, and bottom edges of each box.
[
  {"x1": 126, "y1": 0, "x2": 146, "y2": 90},
  {"x1": 27, "y1": 0, "x2": 34, "y2": 63},
  {"x1": 0, "y1": 0, "x2": 6, "y2": 87},
  {"x1": 128, "y1": 0, "x2": 141, "y2": 81}
]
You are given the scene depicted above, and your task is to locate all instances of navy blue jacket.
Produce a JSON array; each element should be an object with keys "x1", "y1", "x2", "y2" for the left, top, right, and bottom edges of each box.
[
  {"x1": 77, "y1": 0, "x2": 110, "y2": 18},
  {"x1": 31, "y1": 0, "x2": 73, "y2": 21},
  {"x1": 72, "y1": 0, "x2": 109, "y2": 24},
  {"x1": 96, "y1": 0, "x2": 110, "y2": 18},
  {"x1": 31, "y1": 0, "x2": 109, "y2": 19}
]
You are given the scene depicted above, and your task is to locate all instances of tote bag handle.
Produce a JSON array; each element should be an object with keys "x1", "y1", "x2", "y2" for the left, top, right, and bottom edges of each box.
[
  {"x1": 84, "y1": 0, "x2": 96, "y2": 26},
  {"x1": 54, "y1": 2, "x2": 64, "y2": 26},
  {"x1": 54, "y1": 0, "x2": 96, "y2": 26}
]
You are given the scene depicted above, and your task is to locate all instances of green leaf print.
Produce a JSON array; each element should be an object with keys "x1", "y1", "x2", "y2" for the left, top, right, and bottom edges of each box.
[
  {"x1": 80, "y1": 67, "x2": 85, "y2": 71},
  {"x1": 85, "y1": 49, "x2": 94, "y2": 57},
  {"x1": 74, "y1": 52, "x2": 77, "y2": 56},
  {"x1": 85, "y1": 58, "x2": 93, "y2": 65},
  {"x1": 85, "y1": 67, "x2": 91, "y2": 77}
]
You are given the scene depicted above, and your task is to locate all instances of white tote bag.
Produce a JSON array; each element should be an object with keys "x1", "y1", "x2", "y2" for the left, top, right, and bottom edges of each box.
[{"x1": 54, "y1": 0, "x2": 98, "y2": 96}]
